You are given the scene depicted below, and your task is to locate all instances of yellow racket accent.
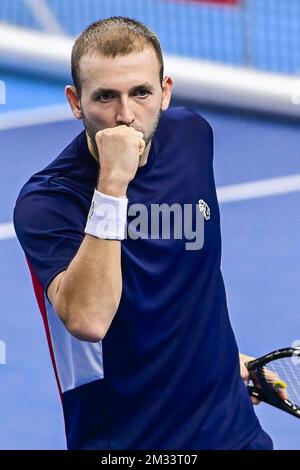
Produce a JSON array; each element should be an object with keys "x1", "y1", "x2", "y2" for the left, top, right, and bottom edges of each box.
[{"x1": 274, "y1": 380, "x2": 287, "y2": 389}]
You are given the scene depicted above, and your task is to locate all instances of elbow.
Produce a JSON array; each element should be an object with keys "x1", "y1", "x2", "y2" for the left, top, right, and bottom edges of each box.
[
  {"x1": 65, "y1": 319, "x2": 105, "y2": 343},
  {"x1": 54, "y1": 301, "x2": 115, "y2": 342}
]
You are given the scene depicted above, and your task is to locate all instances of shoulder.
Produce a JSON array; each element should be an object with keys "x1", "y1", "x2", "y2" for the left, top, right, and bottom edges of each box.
[
  {"x1": 155, "y1": 107, "x2": 213, "y2": 158},
  {"x1": 14, "y1": 183, "x2": 86, "y2": 247},
  {"x1": 160, "y1": 106, "x2": 213, "y2": 136},
  {"x1": 14, "y1": 133, "x2": 91, "y2": 242}
]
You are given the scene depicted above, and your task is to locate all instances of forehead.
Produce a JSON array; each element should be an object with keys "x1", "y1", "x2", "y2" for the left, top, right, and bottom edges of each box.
[{"x1": 79, "y1": 47, "x2": 161, "y2": 92}]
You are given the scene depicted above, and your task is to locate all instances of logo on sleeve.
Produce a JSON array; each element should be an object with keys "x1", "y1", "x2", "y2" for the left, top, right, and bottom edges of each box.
[{"x1": 198, "y1": 199, "x2": 210, "y2": 221}]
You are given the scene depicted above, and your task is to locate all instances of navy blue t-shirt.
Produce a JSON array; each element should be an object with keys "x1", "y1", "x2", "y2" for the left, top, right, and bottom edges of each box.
[{"x1": 14, "y1": 107, "x2": 261, "y2": 449}]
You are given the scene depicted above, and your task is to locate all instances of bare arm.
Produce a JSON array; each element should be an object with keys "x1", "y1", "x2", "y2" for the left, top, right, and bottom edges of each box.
[
  {"x1": 48, "y1": 232, "x2": 122, "y2": 343},
  {"x1": 47, "y1": 126, "x2": 145, "y2": 342}
]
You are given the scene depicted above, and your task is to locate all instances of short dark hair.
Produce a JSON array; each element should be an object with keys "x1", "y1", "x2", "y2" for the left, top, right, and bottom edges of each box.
[{"x1": 71, "y1": 16, "x2": 164, "y2": 96}]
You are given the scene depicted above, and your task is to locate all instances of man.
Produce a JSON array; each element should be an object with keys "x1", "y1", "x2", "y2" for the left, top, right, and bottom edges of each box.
[{"x1": 14, "y1": 17, "x2": 273, "y2": 450}]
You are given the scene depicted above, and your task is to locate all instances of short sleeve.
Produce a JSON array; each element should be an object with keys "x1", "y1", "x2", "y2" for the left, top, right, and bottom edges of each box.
[{"x1": 14, "y1": 186, "x2": 88, "y2": 295}]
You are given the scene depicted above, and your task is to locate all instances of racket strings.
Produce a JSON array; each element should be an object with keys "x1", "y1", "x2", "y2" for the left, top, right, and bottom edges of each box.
[{"x1": 262, "y1": 357, "x2": 300, "y2": 407}]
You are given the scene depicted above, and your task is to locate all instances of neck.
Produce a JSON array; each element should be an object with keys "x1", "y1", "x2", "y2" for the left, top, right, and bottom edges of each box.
[{"x1": 86, "y1": 132, "x2": 152, "y2": 168}]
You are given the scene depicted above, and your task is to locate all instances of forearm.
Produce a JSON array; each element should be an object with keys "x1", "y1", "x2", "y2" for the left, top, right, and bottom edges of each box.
[
  {"x1": 54, "y1": 179, "x2": 127, "y2": 342},
  {"x1": 54, "y1": 234, "x2": 122, "y2": 342},
  {"x1": 52, "y1": 126, "x2": 143, "y2": 342},
  {"x1": 55, "y1": 182, "x2": 126, "y2": 341}
]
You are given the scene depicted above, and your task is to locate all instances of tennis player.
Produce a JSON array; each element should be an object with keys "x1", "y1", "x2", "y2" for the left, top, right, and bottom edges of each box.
[{"x1": 14, "y1": 17, "x2": 273, "y2": 450}]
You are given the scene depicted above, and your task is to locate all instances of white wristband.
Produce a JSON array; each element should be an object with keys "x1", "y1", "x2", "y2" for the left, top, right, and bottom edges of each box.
[{"x1": 85, "y1": 189, "x2": 128, "y2": 240}]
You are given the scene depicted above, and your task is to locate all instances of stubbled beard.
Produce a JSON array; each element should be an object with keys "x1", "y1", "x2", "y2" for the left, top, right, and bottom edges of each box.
[{"x1": 82, "y1": 109, "x2": 162, "y2": 159}]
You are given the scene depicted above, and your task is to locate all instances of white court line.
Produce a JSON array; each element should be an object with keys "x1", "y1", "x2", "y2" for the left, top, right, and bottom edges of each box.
[
  {"x1": 2, "y1": 173, "x2": 300, "y2": 242},
  {"x1": 216, "y1": 174, "x2": 300, "y2": 203},
  {"x1": 0, "y1": 104, "x2": 72, "y2": 130}
]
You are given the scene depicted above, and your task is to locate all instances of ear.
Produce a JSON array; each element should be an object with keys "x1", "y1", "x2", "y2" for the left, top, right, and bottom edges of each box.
[
  {"x1": 65, "y1": 85, "x2": 82, "y2": 119},
  {"x1": 161, "y1": 76, "x2": 173, "y2": 111}
]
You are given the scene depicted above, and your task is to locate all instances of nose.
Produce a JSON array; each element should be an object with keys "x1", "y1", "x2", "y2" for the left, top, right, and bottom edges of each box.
[{"x1": 116, "y1": 96, "x2": 135, "y2": 126}]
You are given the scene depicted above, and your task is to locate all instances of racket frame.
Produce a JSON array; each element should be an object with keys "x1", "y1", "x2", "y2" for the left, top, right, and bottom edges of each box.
[{"x1": 246, "y1": 347, "x2": 300, "y2": 419}]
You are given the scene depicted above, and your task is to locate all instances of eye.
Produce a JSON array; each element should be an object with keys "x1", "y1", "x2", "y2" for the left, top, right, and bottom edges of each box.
[
  {"x1": 135, "y1": 88, "x2": 150, "y2": 98},
  {"x1": 96, "y1": 92, "x2": 115, "y2": 102}
]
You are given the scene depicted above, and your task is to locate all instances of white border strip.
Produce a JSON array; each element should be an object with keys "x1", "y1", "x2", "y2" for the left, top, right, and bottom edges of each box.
[
  {"x1": 2, "y1": 174, "x2": 300, "y2": 242},
  {"x1": 1, "y1": 24, "x2": 300, "y2": 117},
  {"x1": 0, "y1": 104, "x2": 72, "y2": 130}
]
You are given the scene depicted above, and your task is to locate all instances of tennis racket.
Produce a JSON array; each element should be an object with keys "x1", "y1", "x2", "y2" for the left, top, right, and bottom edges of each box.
[{"x1": 245, "y1": 347, "x2": 300, "y2": 419}]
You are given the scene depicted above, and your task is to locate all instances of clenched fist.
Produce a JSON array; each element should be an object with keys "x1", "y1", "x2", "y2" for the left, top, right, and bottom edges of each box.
[{"x1": 96, "y1": 126, "x2": 145, "y2": 197}]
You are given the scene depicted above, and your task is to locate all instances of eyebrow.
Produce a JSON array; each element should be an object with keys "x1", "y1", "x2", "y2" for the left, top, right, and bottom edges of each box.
[{"x1": 91, "y1": 82, "x2": 155, "y2": 99}]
